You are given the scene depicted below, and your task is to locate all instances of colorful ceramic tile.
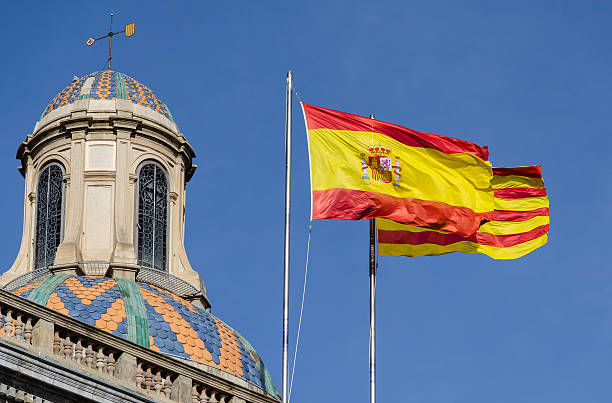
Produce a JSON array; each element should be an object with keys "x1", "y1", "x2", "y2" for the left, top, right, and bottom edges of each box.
[
  {"x1": 8, "y1": 275, "x2": 275, "y2": 396},
  {"x1": 41, "y1": 71, "x2": 173, "y2": 121}
]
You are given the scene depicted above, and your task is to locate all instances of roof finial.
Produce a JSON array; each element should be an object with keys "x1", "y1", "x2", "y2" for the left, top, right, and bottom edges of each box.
[{"x1": 87, "y1": 13, "x2": 135, "y2": 70}]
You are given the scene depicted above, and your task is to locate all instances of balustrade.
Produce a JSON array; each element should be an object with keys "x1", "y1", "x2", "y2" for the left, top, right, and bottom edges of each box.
[
  {"x1": 53, "y1": 328, "x2": 118, "y2": 377},
  {"x1": 0, "y1": 291, "x2": 274, "y2": 403},
  {"x1": 192, "y1": 382, "x2": 232, "y2": 403},
  {"x1": 136, "y1": 360, "x2": 175, "y2": 399},
  {"x1": 0, "y1": 304, "x2": 35, "y2": 346}
]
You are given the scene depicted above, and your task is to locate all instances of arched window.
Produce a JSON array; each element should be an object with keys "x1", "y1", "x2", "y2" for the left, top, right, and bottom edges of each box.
[
  {"x1": 35, "y1": 163, "x2": 64, "y2": 269},
  {"x1": 137, "y1": 162, "x2": 168, "y2": 271}
]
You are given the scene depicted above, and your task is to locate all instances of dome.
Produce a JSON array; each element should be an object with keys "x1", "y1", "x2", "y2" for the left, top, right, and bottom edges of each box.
[
  {"x1": 9, "y1": 275, "x2": 277, "y2": 397},
  {"x1": 41, "y1": 70, "x2": 173, "y2": 121}
]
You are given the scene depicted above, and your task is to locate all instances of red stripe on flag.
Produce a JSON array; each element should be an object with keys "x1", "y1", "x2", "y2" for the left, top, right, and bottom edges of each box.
[
  {"x1": 492, "y1": 166, "x2": 542, "y2": 178},
  {"x1": 493, "y1": 187, "x2": 547, "y2": 199},
  {"x1": 313, "y1": 188, "x2": 492, "y2": 237},
  {"x1": 378, "y1": 224, "x2": 549, "y2": 248},
  {"x1": 492, "y1": 208, "x2": 549, "y2": 222},
  {"x1": 302, "y1": 103, "x2": 490, "y2": 160},
  {"x1": 475, "y1": 224, "x2": 549, "y2": 247},
  {"x1": 378, "y1": 228, "x2": 473, "y2": 246}
]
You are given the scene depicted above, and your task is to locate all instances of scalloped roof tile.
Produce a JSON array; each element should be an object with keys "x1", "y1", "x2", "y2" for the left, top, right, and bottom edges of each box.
[
  {"x1": 9, "y1": 275, "x2": 277, "y2": 397},
  {"x1": 42, "y1": 71, "x2": 173, "y2": 121}
]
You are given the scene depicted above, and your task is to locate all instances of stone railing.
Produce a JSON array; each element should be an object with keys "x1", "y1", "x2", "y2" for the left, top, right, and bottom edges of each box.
[
  {"x1": 0, "y1": 305, "x2": 35, "y2": 346},
  {"x1": 192, "y1": 381, "x2": 234, "y2": 403},
  {"x1": 53, "y1": 327, "x2": 118, "y2": 376},
  {"x1": 135, "y1": 266, "x2": 199, "y2": 298},
  {"x1": 0, "y1": 288, "x2": 279, "y2": 403},
  {"x1": 2, "y1": 267, "x2": 52, "y2": 293}
]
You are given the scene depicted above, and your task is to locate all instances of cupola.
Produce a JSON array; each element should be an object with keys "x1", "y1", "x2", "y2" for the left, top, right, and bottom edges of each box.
[{"x1": 3, "y1": 70, "x2": 207, "y2": 308}]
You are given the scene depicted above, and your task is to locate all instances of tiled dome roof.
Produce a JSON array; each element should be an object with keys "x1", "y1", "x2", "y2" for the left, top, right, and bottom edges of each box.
[
  {"x1": 42, "y1": 71, "x2": 173, "y2": 121},
  {"x1": 10, "y1": 275, "x2": 277, "y2": 396}
]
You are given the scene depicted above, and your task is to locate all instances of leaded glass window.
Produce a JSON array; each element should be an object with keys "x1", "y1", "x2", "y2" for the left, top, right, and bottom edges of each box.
[
  {"x1": 35, "y1": 163, "x2": 64, "y2": 269},
  {"x1": 137, "y1": 162, "x2": 168, "y2": 271}
]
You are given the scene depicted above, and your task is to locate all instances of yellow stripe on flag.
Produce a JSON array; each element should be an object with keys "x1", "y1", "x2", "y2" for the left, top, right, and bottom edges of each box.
[
  {"x1": 378, "y1": 241, "x2": 479, "y2": 257},
  {"x1": 477, "y1": 215, "x2": 549, "y2": 235},
  {"x1": 378, "y1": 235, "x2": 548, "y2": 260},
  {"x1": 477, "y1": 235, "x2": 548, "y2": 259},
  {"x1": 308, "y1": 128, "x2": 493, "y2": 213},
  {"x1": 493, "y1": 196, "x2": 549, "y2": 211},
  {"x1": 376, "y1": 218, "x2": 449, "y2": 233},
  {"x1": 491, "y1": 175, "x2": 545, "y2": 189}
]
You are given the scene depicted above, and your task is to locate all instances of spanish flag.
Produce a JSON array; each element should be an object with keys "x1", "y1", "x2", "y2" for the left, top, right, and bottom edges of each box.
[
  {"x1": 302, "y1": 103, "x2": 494, "y2": 236},
  {"x1": 377, "y1": 166, "x2": 549, "y2": 259}
]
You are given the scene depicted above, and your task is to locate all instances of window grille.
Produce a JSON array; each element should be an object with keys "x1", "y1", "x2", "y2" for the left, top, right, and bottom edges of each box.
[
  {"x1": 34, "y1": 163, "x2": 64, "y2": 269},
  {"x1": 137, "y1": 162, "x2": 168, "y2": 271}
]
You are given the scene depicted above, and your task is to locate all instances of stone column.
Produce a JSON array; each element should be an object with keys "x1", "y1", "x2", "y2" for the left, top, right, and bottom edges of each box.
[
  {"x1": 0, "y1": 155, "x2": 36, "y2": 286},
  {"x1": 114, "y1": 352, "x2": 137, "y2": 384},
  {"x1": 53, "y1": 125, "x2": 87, "y2": 273},
  {"x1": 31, "y1": 318, "x2": 54, "y2": 354},
  {"x1": 110, "y1": 121, "x2": 139, "y2": 280},
  {"x1": 170, "y1": 374, "x2": 192, "y2": 402}
]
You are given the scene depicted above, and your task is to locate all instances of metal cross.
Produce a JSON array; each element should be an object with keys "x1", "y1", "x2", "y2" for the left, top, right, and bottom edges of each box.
[{"x1": 87, "y1": 13, "x2": 135, "y2": 70}]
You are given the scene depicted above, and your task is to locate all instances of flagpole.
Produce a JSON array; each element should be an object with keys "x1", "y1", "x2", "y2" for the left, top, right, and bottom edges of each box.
[
  {"x1": 282, "y1": 70, "x2": 293, "y2": 403},
  {"x1": 369, "y1": 114, "x2": 377, "y2": 403}
]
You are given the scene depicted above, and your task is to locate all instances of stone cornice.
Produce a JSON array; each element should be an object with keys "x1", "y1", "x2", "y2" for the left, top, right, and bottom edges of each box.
[
  {"x1": 0, "y1": 341, "x2": 155, "y2": 403},
  {"x1": 17, "y1": 114, "x2": 197, "y2": 184},
  {"x1": 83, "y1": 171, "x2": 117, "y2": 181}
]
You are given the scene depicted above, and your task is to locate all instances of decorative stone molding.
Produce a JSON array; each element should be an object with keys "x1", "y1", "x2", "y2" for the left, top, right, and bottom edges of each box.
[
  {"x1": 0, "y1": 382, "x2": 45, "y2": 403},
  {"x1": 109, "y1": 263, "x2": 140, "y2": 281},
  {"x1": 83, "y1": 170, "x2": 117, "y2": 181},
  {"x1": 48, "y1": 263, "x2": 79, "y2": 276}
]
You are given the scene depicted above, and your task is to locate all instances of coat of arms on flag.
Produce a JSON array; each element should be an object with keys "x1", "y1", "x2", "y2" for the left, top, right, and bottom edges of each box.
[{"x1": 360, "y1": 145, "x2": 401, "y2": 186}]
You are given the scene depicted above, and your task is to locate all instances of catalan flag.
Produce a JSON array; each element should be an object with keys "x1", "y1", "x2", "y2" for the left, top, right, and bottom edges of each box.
[
  {"x1": 377, "y1": 166, "x2": 549, "y2": 259},
  {"x1": 302, "y1": 103, "x2": 494, "y2": 236}
]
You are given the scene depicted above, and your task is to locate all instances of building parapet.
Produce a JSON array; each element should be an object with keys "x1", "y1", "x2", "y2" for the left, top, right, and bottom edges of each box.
[{"x1": 0, "y1": 288, "x2": 278, "y2": 403}]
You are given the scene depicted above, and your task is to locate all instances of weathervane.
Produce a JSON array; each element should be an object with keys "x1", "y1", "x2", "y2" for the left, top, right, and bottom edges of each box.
[{"x1": 87, "y1": 13, "x2": 135, "y2": 70}]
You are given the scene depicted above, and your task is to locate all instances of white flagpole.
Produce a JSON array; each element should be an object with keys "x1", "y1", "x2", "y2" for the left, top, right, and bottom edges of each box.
[
  {"x1": 282, "y1": 70, "x2": 293, "y2": 403},
  {"x1": 369, "y1": 114, "x2": 377, "y2": 403}
]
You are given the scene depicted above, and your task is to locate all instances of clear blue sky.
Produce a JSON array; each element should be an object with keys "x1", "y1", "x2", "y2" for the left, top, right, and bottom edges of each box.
[{"x1": 1, "y1": 1, "x2": 611, "y2": 402}]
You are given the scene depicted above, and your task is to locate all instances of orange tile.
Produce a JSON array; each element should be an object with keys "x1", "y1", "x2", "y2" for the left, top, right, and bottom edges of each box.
[
  {"x1": 149, "y1": 336, "x2": 160, "y2": 352},
  {"x1": 95, "y1": 298, "x2": 125, "y2": 334},
  {"x1": 141, "y1": 289, "x2": 204, "y2": 360},
  {"x1": 213, "y1": 317, "x2": 243, "y2": 377}
]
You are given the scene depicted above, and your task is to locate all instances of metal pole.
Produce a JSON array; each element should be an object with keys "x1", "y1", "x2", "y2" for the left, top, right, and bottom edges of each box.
[
  {"x1": 369, "y1": 114, "x2": 377, "y2": 403},
  {"x1": 108, "y1": 13, "x2": 114, "y2": 70},
  {"x1": 282, "y1": 70, "x2": 293, "y2": 403}
]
